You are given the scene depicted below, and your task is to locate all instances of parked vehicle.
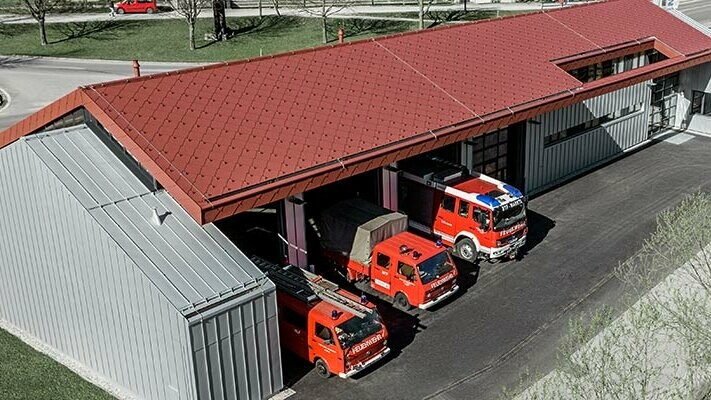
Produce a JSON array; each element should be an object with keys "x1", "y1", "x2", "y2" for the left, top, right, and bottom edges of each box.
[
  {"x1": 251, "y1": 257, "x2": 390, "y2": 379},
  {"x1": 399, "y1": 159, "x2": 527, "y2": 263},
  {"x1": 318, "y1": 199, "x2": 459, "y2": 311},
  {"x1": 114, "y1": 0, "x2": 156, "y2": 14}
]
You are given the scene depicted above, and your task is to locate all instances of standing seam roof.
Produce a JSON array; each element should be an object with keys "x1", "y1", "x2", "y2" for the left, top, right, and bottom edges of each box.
[
  {"x1": 24, "y1": 125, "x2": 268, "y2": 315},
  {"x1": 4, "y1": 0, "x2": 711, "y2": 224}
]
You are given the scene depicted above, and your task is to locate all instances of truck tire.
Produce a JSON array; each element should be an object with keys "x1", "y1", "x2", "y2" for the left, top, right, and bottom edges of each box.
[
  {"x1": 314, "y1": 358, "x2": 331, "y2": 379},
  {"x1": 145, "y1": 7, "x2": 154, "y2": 13},
  {"x1": 455, "y1": 238, "x2": 478, "y2": 263},
  {"x1": 116, "y1": 7, "x2": 125, "y2": 14},
  {"x1": 394, "y1": 292, "x2": 411, "y2": 311}
]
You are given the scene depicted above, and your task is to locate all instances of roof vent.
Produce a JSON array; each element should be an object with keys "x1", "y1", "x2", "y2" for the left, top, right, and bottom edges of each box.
[{"x1": 151, "y1": 208, "x2": 162, "y2": 226}]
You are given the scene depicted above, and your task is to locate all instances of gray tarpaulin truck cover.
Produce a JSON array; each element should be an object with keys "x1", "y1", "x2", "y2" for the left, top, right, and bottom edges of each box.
[{"x1": 320, "y1": 199, "x2": 408, "y2": 266}]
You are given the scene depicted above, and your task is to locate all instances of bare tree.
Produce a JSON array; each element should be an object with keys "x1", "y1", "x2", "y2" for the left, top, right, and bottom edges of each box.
[
  {"x1": 19, "y1": 0, "x2": 64, "y2": 46},
  {"x1": 296, "y1": 0, "x2": 353, "y2": 43},
  {"x1": 167, "y1": 0, "x2": 211, "y2": 50},
  {"x1": 418, "y1": 0, "x2": 435, "y2": 29}
]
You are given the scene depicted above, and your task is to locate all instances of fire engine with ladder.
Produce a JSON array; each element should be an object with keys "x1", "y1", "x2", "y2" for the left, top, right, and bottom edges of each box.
[{"x1": 251, "y1": 257, "x2": 390, "y2": 378}]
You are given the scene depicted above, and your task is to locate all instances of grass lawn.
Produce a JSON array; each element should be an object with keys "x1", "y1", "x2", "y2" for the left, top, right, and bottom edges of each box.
[
  {"x1": 0, "y1": 16, "x2": 418, "y2": 62},
  {"x1": 0, "y1": 328, "x2": 115, "y2": 400}
]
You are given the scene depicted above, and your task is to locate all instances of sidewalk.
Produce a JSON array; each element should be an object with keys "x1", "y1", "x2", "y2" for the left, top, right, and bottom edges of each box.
[{"x1": 0, "y1": 2, "x2": 562, "y2": 24}]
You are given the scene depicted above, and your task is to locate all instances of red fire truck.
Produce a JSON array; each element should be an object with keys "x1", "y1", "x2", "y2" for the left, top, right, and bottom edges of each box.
[
  {"x1": 318, "y1": 199, "x2": 459, "y2": 311},
  {"x1": 251, "y1": 257, "x2": 390, "y2": 378},
  {"x1": 399, "y1": 159, "x2": 527, "y2": 263}
]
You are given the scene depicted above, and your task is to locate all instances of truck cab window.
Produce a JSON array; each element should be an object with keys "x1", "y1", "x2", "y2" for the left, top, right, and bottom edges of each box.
[
  {"x1": 398, "y1": 262, "x2": 416, "y2": 282},
  {"x1": 376, "y1": 253, "x2": 391, "y2": 269},
  {"x1": 458, "y1": 201, "x2": 469, "y2": 217},
  {"x1": 315, "y1": 323, "x2": 333, "y2": 342},
  {"x1": 441, "y1": 195, "x2": 455, "y2": 212},
  {"x1": 473, "y1": 207, "x2": 490, "y2": 230}
]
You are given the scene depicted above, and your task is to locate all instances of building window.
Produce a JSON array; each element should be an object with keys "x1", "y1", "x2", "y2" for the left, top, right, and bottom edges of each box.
[
  {"x1": 567, "y1": 50, "x2": 666, "y2": 83},
  {"x1": 466, "y1": 128, "x2": 508, "y2": 181},
  {"x1": 648, "y1": 73, "x2": 679, "y2": 135},
  {"x1": 544, "y1": 103, "x2": 645, "y2": 147},
  {"x1": 691, "y1": 91, "x2": 711, "y2": 116}
]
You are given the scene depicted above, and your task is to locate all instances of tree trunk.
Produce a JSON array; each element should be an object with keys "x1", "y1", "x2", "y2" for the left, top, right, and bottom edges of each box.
[
  {"x1": 188, "y1": 21, "x2": 196, "y2": 50},
  {"x1": 418, "y1": 0, "x2": 424, "y2": 30},
  {"x1": 39, "y1": 16, "x2": 48, "y2": 46},
  {"x1": 272, "y1": 0, "x2": 280, "y2": 16},
  {"x1": 258, "y1": 0, "x2": 262, "y2": 19},
  {"x1": 463, "y1": 0, "x2": 467, "y2": 12},
  {"x1": 321, "y1": 15, "x2": 327, "y2": 43}
]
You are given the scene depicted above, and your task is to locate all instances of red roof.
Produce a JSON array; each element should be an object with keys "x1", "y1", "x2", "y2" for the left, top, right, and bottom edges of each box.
[{"x1": 4, "y1": 0, "x2": 711, "y2": 224}]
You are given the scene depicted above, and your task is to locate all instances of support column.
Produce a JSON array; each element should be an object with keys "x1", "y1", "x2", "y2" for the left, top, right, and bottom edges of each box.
[
  {"x1": 283, "y1": 194, "x2": 308, "y2": 269},
  {"x1": 382, "y1": 164, "x2": 399, "y2": 211}
]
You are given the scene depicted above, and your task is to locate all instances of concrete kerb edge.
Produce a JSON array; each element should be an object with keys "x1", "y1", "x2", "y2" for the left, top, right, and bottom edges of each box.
[
  {"x1": 0, "y1": 87, "x2": 10, "y2": 113},
  {"x1": 0, "y1": 318, "x2": 143, "y2": 400}
]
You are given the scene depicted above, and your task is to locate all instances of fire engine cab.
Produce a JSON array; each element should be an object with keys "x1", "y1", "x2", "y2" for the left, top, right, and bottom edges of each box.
[
  {"x1": 399, "y1": 159, "x2": 527, "y2": 263},
  {"x1": 318, "y1": 199, "x2": 459, "y2": 311},
  {"x1": 251, "y1": 257, "x2": 390, "y2": 379}
]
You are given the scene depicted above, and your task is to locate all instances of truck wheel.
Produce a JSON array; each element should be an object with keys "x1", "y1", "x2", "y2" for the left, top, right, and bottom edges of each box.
[
  {"x1": 456, "y1": 238, "x2": 478, "y2": 262},
  {"x1": 314, "y1": 358, "x2": 331, "y2": 379},
  {"x1": 116, "y1": 7, "x2": 124, "y2": 14},
  {"x1": 145, "y1": 7, "x2": 154, "y2": 13},
  {"x1": 394, "y1": 292, "x2": 411, "y2": 311}
]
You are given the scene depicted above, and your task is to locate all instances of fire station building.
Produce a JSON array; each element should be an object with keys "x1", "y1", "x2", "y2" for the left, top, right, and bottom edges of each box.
[{"x1": 1, "y1": 0, "x2": 711, "y2": 399}]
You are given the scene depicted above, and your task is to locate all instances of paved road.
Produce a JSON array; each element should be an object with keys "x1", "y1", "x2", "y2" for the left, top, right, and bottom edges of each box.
[
  {"x1": 0, "y1": 2, "x2": 552, "y2": 24},
  {"x1": 679, "y1": 0, "x2": 711, "y2": 26},
  {"x1": 0, "y1": 56, "x2": 197, "y2": 130},
  {"x1": 287, "y1": 133, "x2": 711, "y2": 400}
]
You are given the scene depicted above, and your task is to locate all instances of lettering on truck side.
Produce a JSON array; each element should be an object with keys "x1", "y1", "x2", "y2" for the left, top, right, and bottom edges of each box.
[
  {"x1": 352, "y1": 334, "x2": 383, "y2": 354},
  {"x1": 430, "y1": 273, "x2": 454, "y2": 289},
  {"x1": 500, "y1": 222, "x2": 525, "y2": 237}
]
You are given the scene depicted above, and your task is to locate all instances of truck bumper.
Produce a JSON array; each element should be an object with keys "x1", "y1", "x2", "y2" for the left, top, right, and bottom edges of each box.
[
  {"x1": 489, "y1": 237, "x2": 526, "y2": 259},
  {"x1": 418, "y1": 284, "x2": 460, "y2": 310},
  {"x1": 338, "y1": 347, "x2": 391, "y2": 378}
]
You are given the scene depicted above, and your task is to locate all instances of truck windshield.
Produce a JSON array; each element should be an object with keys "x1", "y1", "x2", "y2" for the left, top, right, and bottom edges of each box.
[
  {"x1": 493, "y1": 201, "x2": 526, "y2": 231},
  {"x1": 335, "y1": 310, "x2": 383, "y2": 350},
  {"x1": 417, "y1": 252, "x2": 453, "y2": 284}
]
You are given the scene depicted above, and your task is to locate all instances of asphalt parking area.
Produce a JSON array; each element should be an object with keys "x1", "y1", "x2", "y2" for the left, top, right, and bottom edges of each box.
[{"x1": 285, "y1": 132, "x2": 711, "y2": 400}]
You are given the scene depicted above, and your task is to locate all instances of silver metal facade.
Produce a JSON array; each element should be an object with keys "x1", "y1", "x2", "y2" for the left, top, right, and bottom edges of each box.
[
  {"x1": 524, "y1": 82, "x2": 652, "y2": 194},
  {"x1": 0, "y1": 125, "x2": 282, "y2": 400},
  {"x1": 188, "y1": 284, "x2": 281, "y2": 400}
]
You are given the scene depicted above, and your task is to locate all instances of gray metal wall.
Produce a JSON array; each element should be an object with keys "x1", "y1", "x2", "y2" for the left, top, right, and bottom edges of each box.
[
  {"x1": 524, "y1": 82, "x2": 652, "y2": 194},
  {"x1": 0, "y1": 140, "x2": 194, "y2": 400},
  {"x1": 189, "y1": 284, "x2": 281, "y2": 400},
  {"x1": 677, "y1": 62, "x2": 711, "y2": 131}
]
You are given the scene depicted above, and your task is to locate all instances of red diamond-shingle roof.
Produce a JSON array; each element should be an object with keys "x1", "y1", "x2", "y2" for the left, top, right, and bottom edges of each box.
[{"x1": 4, "y1": 0, "x2": 711, "y2": 223}]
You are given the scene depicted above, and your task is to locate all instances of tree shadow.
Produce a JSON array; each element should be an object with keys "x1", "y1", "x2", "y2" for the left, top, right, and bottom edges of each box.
[
  {"x1": 50, "y1": 20, "x2": 143, "y2": 44},
  {"x1": 426, "y1": 10, "x2": 497, "y2": 28},
  {"x1": 230, "y1": 15, "x2": 300, "y2": 38},
  {"x1": 336, "y1": 19, "x2": 413, "y2": 39},
  {"x1": 0, "y1": 55, "x2": 38, "y2": 67},
  {"x1": 196, "y1": 16, "x2": 301, "y2": 49}
]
